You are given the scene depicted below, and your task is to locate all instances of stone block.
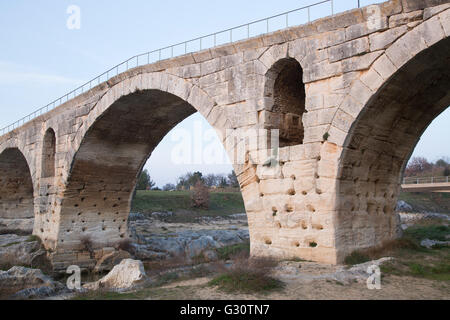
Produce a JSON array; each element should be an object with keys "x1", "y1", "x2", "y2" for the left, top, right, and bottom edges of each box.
[
  {"x1": 328, "y1": 37, "x2": 369, "y2": 63},
  {"x1": 389, "y1": 10, "x2": 423, "y2": 27},
  {"x1": 369, "y1": 25, "x2": 408, "y2": 51}
]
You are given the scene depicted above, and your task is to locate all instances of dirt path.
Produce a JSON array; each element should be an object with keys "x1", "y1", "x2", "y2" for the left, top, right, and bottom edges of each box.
[{"x1": 149, "y1": 274, "x2": 450, "y2": 300}]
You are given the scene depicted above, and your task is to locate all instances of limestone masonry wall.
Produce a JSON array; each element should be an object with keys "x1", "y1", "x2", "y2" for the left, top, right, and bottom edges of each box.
[{"x1": 0, "y1": 0, "x2": 449, "y2": 269}]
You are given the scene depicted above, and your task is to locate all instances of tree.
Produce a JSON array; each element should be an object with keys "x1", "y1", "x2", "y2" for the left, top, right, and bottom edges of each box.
[
  {"x1": 405, "y1": 157, "x2": 432, "y2": 177},
  {"x1": 436, "y1": 158, "x2": 449, "y2": 168},
  {"x1": 191, "y1": 180, "x2": 209, "y2": 209},
  {"x1": 228, "y1": 170, "x2": 240, "y2": 188},
  {"x1": 204, "y1": 174, "x2": 218, "y2": 188},
  {"x1": 219, "y1": 176, "x2": 229, "y2": 188},
  {"x1": 444, "y1": 167, "x2": 450, "y2": 177},
  {"x1": 176, "y1": 171, "x2": 204, "y2": 190},
  {"x1": 136, "y1": 169, "x2": 155, "y2": 190},
  {"x1": 163, "y1": 183, "x2": 176, "y2": 191}
]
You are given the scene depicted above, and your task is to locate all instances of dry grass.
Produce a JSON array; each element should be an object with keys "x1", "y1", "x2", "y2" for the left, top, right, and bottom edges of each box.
[
  {"x1": 116, "y1": 239, "x2": 134, "y2": 254},
  {"x1": 209, "y1": 251, "x2": 283, "y2": 294},
  {"x1": 80, "y1": 235, "x2": 94, "y2": 257}
]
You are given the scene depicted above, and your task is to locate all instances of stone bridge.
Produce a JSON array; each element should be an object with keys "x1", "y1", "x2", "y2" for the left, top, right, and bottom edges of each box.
[{"x1": 1, "y1": 0, "x2": 449, "y2": 270}]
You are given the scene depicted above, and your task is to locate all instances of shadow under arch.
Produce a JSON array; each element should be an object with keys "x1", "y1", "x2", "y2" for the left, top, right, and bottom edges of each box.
[
  {"x1": 335, "y1": 36, "x2": 450, "y2": 256},
  {"x1": 0, "y1": 148, "x2": 34, "y2": 221}
]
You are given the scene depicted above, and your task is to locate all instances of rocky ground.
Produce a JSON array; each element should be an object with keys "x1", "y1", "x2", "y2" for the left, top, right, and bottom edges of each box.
[
  {"x1": 128, "y1": 212, "x2": 249, "y2": 261},
  {"x1": 0, "y1": 203, "x2": 449, "y2": 300}
]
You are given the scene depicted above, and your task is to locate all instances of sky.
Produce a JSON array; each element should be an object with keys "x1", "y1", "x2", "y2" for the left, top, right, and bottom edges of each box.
[{"x1": 0, "y1": 0, "x2": 448, "y2": 187}]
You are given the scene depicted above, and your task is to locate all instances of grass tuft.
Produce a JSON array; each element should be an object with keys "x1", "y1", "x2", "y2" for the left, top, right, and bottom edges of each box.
[
  {"x1": 216, "y1": 242, "x2": 250, "y2": 261},
  {"x1": 209, "y1": 253, "x2": 283, "y2": 294}
]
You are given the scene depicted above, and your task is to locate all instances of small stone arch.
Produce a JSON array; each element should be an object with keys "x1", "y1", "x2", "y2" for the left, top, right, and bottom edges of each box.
[
  {"x1": 0, "y1": 148, "x2": 34, "y2": 220},
  {"x1": 264, "y1": 57, "x2": 307, "y2": 147},
  {"x1": 41, "y1": 128, "x2": 56, "y2": 178}
]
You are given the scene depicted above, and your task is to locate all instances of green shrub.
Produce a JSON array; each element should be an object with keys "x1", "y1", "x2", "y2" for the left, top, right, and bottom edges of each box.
[
  {"x1": 344, "y1": 251, "x2": 371, "y2": 266},
  {"x1": 216, "y1": 242, "x2": 250, "y2": 261}
]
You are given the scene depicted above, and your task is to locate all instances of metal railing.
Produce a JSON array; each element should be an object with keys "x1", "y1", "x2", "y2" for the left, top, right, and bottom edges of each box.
[
  {"x1": 1, "y1": 0, "x2": 370, "y2": 136},
  {"x1": 403, "y1": 176, "x2": 450, "y2": 185}
]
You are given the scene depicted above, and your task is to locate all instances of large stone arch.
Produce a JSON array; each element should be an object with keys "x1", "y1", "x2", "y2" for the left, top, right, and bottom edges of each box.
[
  {"x1": 0, "y1": 148, "x2": 35, "y2": 220},
  {"x1": 50, "y1": 71, "x2": 251, "y2": 264},
  {"x1": 332, "y1": 14, "x2": 450, "y2": 258}
]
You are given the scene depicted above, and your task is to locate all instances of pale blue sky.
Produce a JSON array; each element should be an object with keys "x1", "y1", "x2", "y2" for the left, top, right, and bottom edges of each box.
[{"x1": 0, "y1": 0, "x2": 448, "y2": 187}]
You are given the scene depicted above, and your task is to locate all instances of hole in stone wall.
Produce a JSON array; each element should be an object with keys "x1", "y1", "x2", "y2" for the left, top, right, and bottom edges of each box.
[
  {"x1": 309, "y1": 241, "x2": 318, "y2": 248},
  {"x1": 265, "y1": 239, "x2": 272, "y2": 245},
  {"x1": 285, "y1": 204, "x2": 294, "y2": 213},
  {"x1": 272, "y1": 207, "x2": 278, "y2": 216},
  {"x1": 288, "y1": 188, "x2": 296, "y2": 196},
  {"x1": 301, "y1": 221, "x2": 308, "y2": 230}
]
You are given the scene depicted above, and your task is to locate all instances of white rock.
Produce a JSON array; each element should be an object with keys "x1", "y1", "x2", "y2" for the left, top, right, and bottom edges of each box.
[
  {"x1": 84, "y1": 259, "x2": 147, "y2": 291},
  {"x1": 420, "y1": 238, "x2": 450, "y2": 249}
]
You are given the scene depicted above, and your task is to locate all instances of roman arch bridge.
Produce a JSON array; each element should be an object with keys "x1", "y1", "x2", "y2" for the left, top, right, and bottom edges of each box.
[{"x1": 1, "y1": 0, "x2": 449, "y2": 270}]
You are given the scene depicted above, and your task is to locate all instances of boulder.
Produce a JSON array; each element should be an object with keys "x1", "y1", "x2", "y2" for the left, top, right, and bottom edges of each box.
[
  {"x1": 132, "y1": 244, "x2": 167, "y2": 260},
  {"x1": 84, "y1": 259, "x2": 147, "y2": 291},
  {"x1": 396, "y1": 200, "x2": 413, "y2": 212},
  {"x1": 151, "y1": 211, "x2": 174, "y2": 219},
  {"x1": 0, "y1": 234, "x2": 41, "y2": 267},
  {"x1": 420, "y1": 238, "x2": 450, "y2": 249},
  {"x1": 128, "y1": 212, "x2": 146, "y2": 221},
  {"x1": 185, "y1": 236, "x2": 220, "y2": 258},
  {"x1": 0, "y1": 266, "x2": 63, "y2": 299},
  {"x1": 0, "y1": 218, "x2": 34, "y2": 235}
]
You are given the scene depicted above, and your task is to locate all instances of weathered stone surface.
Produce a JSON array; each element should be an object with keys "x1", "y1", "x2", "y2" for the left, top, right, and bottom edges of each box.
[
  {"x1": 0, "y1": 266, "x2": 64, "y2": 299},
  {"x1": 369, "y1": 25, "x2": 408, "y2": 51},
  {"x1": 1, "y1": 0, "x2": 449, "y2": 268},
  {"x1": 0, "y1": 234, "x2": 42, "y2": 267},
  {"x1": 389, "y1": 10, "x2": 424, "y2": 27},
  {"x1": 328, "y1": 37, "x2": 370, "y2": 63},
  {"x1": 85, "y1": 259, "x2": 147, "y2": 291}
]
